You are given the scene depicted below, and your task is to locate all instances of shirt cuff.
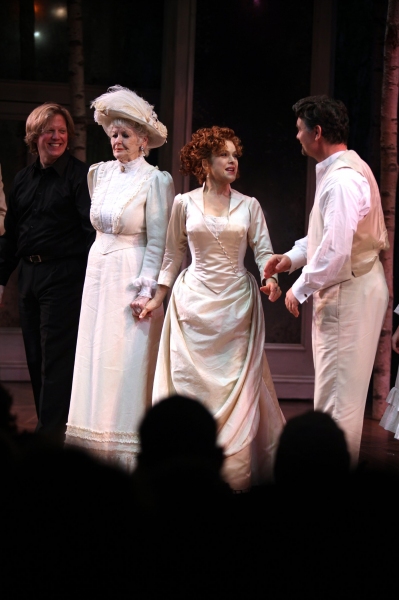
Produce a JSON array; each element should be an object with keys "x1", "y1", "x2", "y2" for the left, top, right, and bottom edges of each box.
[
  {"x1": 292, "y1": 276, "x2": 314, "y2": 304},
  {"x1": 285, "y1": 248, "x2": 307, "y2": 274}
]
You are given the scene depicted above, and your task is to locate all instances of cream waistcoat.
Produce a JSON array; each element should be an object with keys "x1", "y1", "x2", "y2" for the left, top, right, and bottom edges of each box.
[{"x1": 308, "y1": 150, "x2": 388, "y2": 283}]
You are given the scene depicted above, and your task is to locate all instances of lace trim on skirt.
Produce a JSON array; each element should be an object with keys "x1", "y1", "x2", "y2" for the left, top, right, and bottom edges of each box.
[
  {"x1": 66, "y1": 424, "x2": 140, "y2": 445},
  {"x1": 65, "y1": 426, "x2": 140, "y2": 472}
]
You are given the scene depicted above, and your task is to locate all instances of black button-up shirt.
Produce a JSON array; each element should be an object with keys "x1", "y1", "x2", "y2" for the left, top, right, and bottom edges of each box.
[{"x1": 0, "y1": 151, "x2": 95, "y2": 285}]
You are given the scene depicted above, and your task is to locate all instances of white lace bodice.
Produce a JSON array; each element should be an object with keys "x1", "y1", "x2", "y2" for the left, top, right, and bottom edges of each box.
[
  {"x1": 90, "y1": 157, "x2": 157, "y2": 234},
  {"x1": 96, "y1": 157, "x2": 145, "y2": 233},
  {"x1": 87, "y1": 158, "x2": 175, "y2": 296}
]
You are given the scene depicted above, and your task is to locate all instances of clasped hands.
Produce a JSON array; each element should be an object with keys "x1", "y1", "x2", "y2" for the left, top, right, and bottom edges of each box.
[
  {"x1": 130, "y1": 295, "x2": 152, "y2": 318},
  {"x1": 130, "y1": 284, "x2": 168, "y2": 319},
  {"x1": 262, "y1": 254, "x2": 300, "y2": 318}
]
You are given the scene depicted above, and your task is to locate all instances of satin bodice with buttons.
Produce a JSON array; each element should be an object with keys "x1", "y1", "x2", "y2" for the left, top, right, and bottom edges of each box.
[{"x1": 158, "y1": 186, "x2": 275, "y2": 295}]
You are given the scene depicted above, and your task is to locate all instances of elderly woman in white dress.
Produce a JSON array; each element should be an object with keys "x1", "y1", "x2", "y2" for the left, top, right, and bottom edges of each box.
[
  {"x1": 66, "y1": 86, "x2": 174, "y2": 468},
  {"x1": 140, "y1": 126, "x2": 285, "y2": 490}
]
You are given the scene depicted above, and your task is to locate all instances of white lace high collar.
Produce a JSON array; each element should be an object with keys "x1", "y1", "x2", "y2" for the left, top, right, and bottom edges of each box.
[{"x1": 117, "y1": 155, "x2": 145, "y2": 173}]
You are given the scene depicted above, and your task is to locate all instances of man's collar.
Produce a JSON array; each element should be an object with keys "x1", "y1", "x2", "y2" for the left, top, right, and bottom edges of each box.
[
  {"x1": 33, "y1": 150, "x2": 70, "y2": 176},
  {"x1": 316, "y1": 150, "x2": 347, "y2": 172}
]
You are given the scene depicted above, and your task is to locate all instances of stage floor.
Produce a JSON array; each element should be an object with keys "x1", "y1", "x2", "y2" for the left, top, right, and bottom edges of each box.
[{"x1": 3, "y1": 381, "x2": 399, "y2": 474}]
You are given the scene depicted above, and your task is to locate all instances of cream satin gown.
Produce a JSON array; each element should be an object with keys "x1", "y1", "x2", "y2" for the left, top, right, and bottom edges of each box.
[{"x1": 153, "y1": 186, "x2": 285, "y2": 490}]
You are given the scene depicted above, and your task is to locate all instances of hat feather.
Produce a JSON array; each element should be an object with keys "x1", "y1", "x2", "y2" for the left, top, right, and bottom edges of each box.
[{"x1": 91, "y1": 85, "x2": 167, "y2": 148}]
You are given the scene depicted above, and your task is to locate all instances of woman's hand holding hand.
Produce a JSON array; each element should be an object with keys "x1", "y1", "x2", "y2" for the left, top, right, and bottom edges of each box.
[
  {"x1": 130, "y1": 295, "x2": 151, "y2": 318},
  {"x1": 137, "y1": 284, "x2": 170, "y2": 319},
  {"x1": 138, "y1": 297, "x2": 163, "y2": 319},
  {"x1": 260, "y1": 278, "x2": 281, "y2": 302}
]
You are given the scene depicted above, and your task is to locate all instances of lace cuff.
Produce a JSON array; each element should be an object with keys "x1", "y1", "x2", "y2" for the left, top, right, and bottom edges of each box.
[{"x1": 132, "y1": 276, "x2": 157, "y2": 298}]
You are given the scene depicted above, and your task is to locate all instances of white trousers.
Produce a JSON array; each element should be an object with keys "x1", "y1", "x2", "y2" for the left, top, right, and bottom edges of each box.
[{"x1": 312, "y1": 260, "x2": 388, "y2": 466}]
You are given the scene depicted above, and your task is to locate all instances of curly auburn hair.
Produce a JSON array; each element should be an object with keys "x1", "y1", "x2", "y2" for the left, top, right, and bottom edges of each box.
[
  {"x1": 180, "y1": 126, "x2": 243, "y2": 184},
  {"x1": 292, "y1": 95, "x2": 349, "y2": 145}
]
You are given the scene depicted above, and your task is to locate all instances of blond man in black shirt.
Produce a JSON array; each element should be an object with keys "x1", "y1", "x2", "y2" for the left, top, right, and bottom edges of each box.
[{"x1": 0, "y1": 103, "x2": 94, "y2": 439}]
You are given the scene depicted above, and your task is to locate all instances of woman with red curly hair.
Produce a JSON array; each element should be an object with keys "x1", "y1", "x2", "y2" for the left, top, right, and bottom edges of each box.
[{"x1": 139, "y1": 126, "x2": 285, "y2": 490}]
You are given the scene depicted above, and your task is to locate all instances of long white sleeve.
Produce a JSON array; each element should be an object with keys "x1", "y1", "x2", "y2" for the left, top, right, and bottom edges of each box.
[
  {"x1": 247, "y1": 197, "x2": 275, "y2": 281},
  {"x1": 157, "y1": 194, "x2": 188, "y2": 288},
  {"x1": 289, "y1": 162, "x2": 370, "y2": 303},
  {"x1": 285, "y1": 236, "x2": 308, "y2": 272}
]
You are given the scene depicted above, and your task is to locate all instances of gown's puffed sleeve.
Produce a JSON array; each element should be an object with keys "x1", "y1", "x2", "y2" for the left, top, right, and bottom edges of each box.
[
  {"x1": 134, "y1": 170, "x2": 175, "y2": 297},
  {"x1": 157, "y1": 194, "x2": 188, "y2": 288},
  {"x1": 247, "y1": 197, "x2": 276, "y2": 282},
  {"x1": 87, "y1": 162, "x2": 103, "y2": 198}
]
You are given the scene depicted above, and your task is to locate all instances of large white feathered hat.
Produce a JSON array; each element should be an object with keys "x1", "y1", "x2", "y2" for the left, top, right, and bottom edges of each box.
[{"x1": 91, "y1": 85, "x2": 167, "y2": 149}]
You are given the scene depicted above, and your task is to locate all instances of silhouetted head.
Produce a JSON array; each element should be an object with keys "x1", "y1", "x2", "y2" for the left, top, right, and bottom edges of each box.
[
  {"x1": 138, "y1": 395, "x2": 223, "y2": 470},
  {"x1": 274, "y1": 410, "x2": 350, "y2": 485}
]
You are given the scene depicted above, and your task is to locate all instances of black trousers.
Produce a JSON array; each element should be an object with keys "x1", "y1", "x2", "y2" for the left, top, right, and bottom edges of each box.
[{"x1": 18, "y1": 256, "x2": 87, "y2": 439}]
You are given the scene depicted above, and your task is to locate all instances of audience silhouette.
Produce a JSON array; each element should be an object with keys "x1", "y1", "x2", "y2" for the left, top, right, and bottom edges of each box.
[
  {"x1": 274, "y1": 410, "x2": 350, "y2": 486},
  {"x1": 133, "y1": 395, "x2": 228, "y2": 503},
  {"x1": 1, "y1": 384, "x2": 398, "y2": 599}
]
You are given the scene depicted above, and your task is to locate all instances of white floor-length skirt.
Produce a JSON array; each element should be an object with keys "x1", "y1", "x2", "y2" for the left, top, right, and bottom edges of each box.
[{"x1": 66, "y1": 237, "x2": 163, "y2": 469}]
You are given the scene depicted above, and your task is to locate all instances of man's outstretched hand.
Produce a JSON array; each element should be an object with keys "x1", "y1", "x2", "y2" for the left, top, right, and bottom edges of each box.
[{"x1": 263, "y1": 254, "x2": 292, "y2": 280}]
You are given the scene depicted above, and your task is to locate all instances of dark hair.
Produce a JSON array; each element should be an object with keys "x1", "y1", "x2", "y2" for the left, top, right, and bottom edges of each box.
[
  {"x1": 292, "y1": 95, "x2": 349, "y2": 144},
  {"x1": 180, "y1": 126, "x2": 243, "y2": 184}
]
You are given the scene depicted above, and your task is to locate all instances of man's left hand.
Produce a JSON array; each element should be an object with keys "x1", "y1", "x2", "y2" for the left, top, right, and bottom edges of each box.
[{"x1": 285, "y1": 287, "x2": 300, "y2": 317}]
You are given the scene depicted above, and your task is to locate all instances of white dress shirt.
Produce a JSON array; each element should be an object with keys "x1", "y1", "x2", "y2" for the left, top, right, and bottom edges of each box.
[{"x1": 286, "y1": 151, "x2": 371, "y2": 303}]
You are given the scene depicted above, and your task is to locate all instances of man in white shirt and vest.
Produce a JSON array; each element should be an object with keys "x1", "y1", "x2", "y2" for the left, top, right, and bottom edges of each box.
[{"x1": 264, "y1": 95, "x2": 389, "y2": 465}]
